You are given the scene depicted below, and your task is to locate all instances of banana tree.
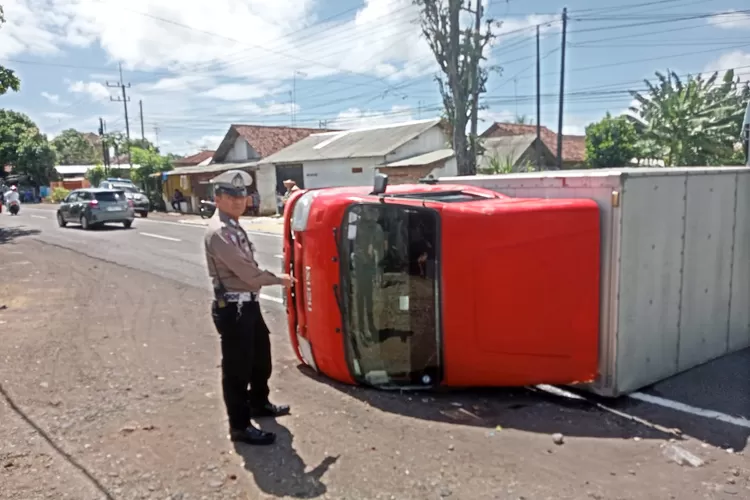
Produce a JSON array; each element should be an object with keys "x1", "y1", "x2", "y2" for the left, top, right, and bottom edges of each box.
[{"x1": 628, "y1": 70, "x2": 749, "y2": 166}]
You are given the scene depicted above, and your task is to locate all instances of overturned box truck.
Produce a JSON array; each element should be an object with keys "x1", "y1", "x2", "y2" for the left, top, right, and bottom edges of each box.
[{"x1": 282, "y1": 166, "x2": 750, "y2": 397}]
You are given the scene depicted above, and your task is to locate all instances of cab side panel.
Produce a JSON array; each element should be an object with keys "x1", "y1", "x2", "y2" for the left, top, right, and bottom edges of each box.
[{"x1": 298, "y1": 196, "x2": 355, "y2": 385}]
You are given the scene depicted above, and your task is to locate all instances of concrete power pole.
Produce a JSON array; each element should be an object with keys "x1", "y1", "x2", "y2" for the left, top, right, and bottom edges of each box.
[
  {"x1": 98, "y1": 117, "x2": 110, "y2": 175},
  {"x1": 743, "y1": 101, "x2": 750, "y2": 166},
  {"x1": 107, "y1": 63, "x2": 132, "y2": 166},
  {"x1": 556, "y1": 7, "x2": 568, "y2": 170},
  {"x1": 139, "y1": 100, "x2": 145, "y2": 142},
  {"x1": 536, "y1": 24, "x2": 542, "y2": 168},
  {"x1": 468, "y1": 0, "x2": 483, "y2": 164}
]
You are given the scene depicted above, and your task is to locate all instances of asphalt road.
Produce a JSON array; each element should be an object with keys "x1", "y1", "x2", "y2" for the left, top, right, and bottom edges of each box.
[
  {"x1": 3, "y1": 205, "x2": 285, "y2": 303},
  {"x1": 3, "y1": 205, "x2": 749, "y2": 455}
]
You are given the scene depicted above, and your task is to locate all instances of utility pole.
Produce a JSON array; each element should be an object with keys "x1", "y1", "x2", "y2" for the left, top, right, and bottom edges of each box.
[
  {"x1": 536, "y1": 24, "x2": 542, "y2": 169},
  {"x1": 139, "y1": 100, "x2": 145, "y2": 142},
  {"x1": 107, "y1": 63, "x2": 132, "y2": 166},
  {"x1": 556, "y1": 7, "x2": 568, "y2": 170},
  {"x1": 469, "y1": 0, "x2": 483, "y2": 163},
  {"x1": 98, "y1": 117, "x2": 110, "y2": 175}
]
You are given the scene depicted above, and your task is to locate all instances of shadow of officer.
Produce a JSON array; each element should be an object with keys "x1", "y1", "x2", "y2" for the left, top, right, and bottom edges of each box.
[{"x1": 234, "y1": 419, "x2": 339, "y2": 498}]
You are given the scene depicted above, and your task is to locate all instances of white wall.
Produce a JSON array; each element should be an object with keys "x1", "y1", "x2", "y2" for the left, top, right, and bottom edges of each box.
[
  {"x1": 302, "y1": 156, "x2": 382, "y2": 189},
  {"x1": 386, "y1": 126, "x2": 450, "y2": 163},
  {"x1": 436, "y1": 157, "x2": 458, "y2": 177},
  {"x1": 225, "y1": 137, "x2": 259, "y2": 162},
  {"x1": 256, "y1": 165, "x2": 278, "y2": 215}
]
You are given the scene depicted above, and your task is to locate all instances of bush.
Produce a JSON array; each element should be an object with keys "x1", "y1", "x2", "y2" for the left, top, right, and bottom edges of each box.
[{"x1": 51, "y1": 187, "x2": 70, "y2": 203}]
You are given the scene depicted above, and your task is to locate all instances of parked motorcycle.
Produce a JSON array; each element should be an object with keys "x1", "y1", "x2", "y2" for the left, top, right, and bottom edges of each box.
[
  {"x1": 199, "y1": 199, "x2": 216, "y2": 219},
  {"x1": 8, "y1": 200, "x2": 20, "y2": 215}
]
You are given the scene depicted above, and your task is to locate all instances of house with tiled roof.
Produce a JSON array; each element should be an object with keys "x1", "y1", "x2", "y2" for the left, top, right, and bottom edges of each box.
[
  {"x1": 480, "y1": 122, "x2": 586, "y2": 169},
  {"x1": 259, "y1": 118, "x2": 457, "y2": 194},
  {"x1": 173, "y1": 150, "x2": 214, "y2": 167},
  {"x1": 161, "y1": 124, "x2": 332, "y2": 215}
]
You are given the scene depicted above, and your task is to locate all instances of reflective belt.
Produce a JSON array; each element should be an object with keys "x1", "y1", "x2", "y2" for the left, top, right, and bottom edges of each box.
[{"x1": 224, "y1": 292, "x2": 259, "y2": 303}]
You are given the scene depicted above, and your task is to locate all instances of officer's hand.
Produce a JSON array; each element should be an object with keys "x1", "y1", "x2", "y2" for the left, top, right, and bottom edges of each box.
[{"x1": 277, "y1": 274, "x2": 295, "y2": 287}]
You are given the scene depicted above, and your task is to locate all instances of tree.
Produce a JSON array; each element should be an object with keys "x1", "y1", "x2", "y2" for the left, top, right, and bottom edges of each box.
[
  {"x1": 0, "y1": 6, "x2": 20, "y2": 96},
  {"x1": 416, "y1": 0, "x2": 498, "y2": 175},
  {"x1": 628, "y1": 70, "x2": 750, "y2": 166},
  {"x1": 86, "y1": 165, "x2": 106, "y2": 187},
  {"x1": 514, "y1": 115, "x2": 531, "y2": 125},
  {"x1": 585, "y1": 113, "x2": 638, "y2": 169},
  {"x1": 130, "y1": 147, "x2": 173, "y2": 191},
  {"x1": 129, "y1": 138, "x2": 157, "y2": 152},
  {"x1": 52, "y1": 129, "x2": 99, "y2": 165},
  {"x1": 0, "y1": 110, "x2": 56, "y2": 186}
]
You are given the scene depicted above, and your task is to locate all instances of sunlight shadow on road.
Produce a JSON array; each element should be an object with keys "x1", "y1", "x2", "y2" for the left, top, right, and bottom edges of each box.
[
  {"x1": 0, "y1": 226, "x2": 41, "y2": 245},
  {"x1": 295, "y1": 365, "x2": 676, "y2": 442},
  {"x1": 234, "y1": 418, "x2": 339, "y2": 498}
]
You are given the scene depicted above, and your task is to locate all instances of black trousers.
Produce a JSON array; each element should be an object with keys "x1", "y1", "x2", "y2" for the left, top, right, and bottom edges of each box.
[{"x1": 211, "y1": 300, "x2": 272, "y2": 430}]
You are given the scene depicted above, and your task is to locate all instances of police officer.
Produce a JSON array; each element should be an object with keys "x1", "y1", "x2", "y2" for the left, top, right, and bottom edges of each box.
[{"x1": 204, "y1": 170, "x2": 293, "y2": 445}]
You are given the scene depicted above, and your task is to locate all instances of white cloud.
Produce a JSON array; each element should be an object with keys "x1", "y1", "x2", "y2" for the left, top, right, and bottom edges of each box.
[
  {"x1": 201, "y1": 83, "x2": 285, "y2": 101},
  {"x1": 41, "y1": 91, "x2": 61, "y2": 104},
  {"x1": 707, "y1": 51, "x2": 750, "y2": 83},
  {"x1": 708, "y1": 10, "x2": 750, "y2": 29},
  {"x1": 3, "y1": 0, "x2": 564, "y2": 153},
  {"x1": 497, "y1": 14, "x2": 558, "y2": 36},
  {"x1": 329, "y1": 105, "x2": 416, "y2": 129},
  {"x1": 0, "y1": 0, "x2": 63, "y2": 58},
  {"x1": 136, "y1": 75, "x2": 216, "y2": 93},
  {"x1": 43, "y1": 111, "x2": 73, "y2": 120},
  {"x1": 68, "y1": 80, "x2": 112, "y2": 101}
]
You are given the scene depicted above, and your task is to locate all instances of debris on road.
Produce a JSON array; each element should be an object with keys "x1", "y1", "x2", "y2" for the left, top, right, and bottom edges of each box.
[
  {"x1": 552, "y1": 433, "x2": 565, "y2": 445},
  {"x1": 662, "y1": 444, "x2": 705, "y2": 467}
]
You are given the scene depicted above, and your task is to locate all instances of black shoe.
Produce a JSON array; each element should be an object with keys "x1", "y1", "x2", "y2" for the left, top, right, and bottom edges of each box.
[
  {"x1": 251, "y1": 403, "x2": 290, "y2": 418},
  {"x1": 229, "y1": 426, "x2": 276, "y2": 445}
]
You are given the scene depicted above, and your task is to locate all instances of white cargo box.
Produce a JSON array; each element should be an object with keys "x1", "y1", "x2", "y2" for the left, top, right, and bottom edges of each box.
[{"x1": 439, "y1": 167, "x2": 750, "y2": 396}]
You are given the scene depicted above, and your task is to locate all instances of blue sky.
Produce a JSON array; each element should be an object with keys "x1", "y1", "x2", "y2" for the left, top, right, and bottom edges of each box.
[{"x1": 1, "y1": 0, "x2": 749, "y2": 154}]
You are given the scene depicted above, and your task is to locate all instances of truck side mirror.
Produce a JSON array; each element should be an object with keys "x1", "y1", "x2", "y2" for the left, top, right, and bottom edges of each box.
[{"x1": 372, "y1": 173, "x2": 388, "y2": 195}]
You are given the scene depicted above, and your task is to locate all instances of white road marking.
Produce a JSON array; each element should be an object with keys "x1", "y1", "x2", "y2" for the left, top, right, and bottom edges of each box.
[
  {"x1": 629, "y1": 392, "x2": 750, "y2": 429},
  {"x1": 275, "y1": 254, "x2": 284, "y2": 258},
  {"x1": 31, "y1": 215, "x2": 47, "y2": 219},
  {"x1": 140, "y1": 232, "x2": 182, "y2": 242},
  {"x1": 260, "y1": 294, "x2": 284, "y2": 304}
]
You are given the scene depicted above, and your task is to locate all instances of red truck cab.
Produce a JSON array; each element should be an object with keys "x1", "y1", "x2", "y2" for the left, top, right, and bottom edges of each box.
[{"x1": 283, "y1": 176, "x2": 601, "y2": 389}]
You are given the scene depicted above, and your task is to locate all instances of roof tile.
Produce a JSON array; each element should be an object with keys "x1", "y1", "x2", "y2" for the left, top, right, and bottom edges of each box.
[
  {"x1": 232, "y1": 124, "x2": 337, "y2": 158},
  {"x1": 481, "y1": 122, "x2": 585, "y2": 163},
  {"x1": 173, "y1": 150, "x2": 215, "y2": 166}
]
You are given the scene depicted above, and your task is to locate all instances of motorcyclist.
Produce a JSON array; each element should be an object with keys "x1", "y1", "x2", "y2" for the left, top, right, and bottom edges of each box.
[{"x1": 4, "y1": 185, "x2": 20, "y2": 213}]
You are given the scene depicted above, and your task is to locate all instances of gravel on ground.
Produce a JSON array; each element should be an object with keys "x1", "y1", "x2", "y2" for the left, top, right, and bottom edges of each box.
[{"x1": 0, "y1": 237, "x2": 748, "y2": 500}]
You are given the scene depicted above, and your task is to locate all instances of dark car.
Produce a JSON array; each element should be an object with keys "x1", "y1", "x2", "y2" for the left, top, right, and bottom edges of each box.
[
  {"x1": 99, "y1": 179, "x2": 150, "y2": 217},
  {"x1": 56, "y1": 188, "x2": 135, "y2": 230}
]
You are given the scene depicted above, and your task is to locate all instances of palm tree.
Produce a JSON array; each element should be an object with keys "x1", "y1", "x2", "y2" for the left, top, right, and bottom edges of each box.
[{"x1": 628, "y1": 70, "x2": 750, "y2": 166}]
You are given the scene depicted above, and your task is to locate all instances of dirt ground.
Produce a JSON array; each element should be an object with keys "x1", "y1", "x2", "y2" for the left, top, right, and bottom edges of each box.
[{"x1": 1, "y1": 237, "x2": 748, "y2": 500}]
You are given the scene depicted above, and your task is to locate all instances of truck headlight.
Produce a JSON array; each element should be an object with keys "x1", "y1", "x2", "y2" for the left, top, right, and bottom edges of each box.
[{"x1": 291, "y1": 191, "x2": 320, "y2": 232}]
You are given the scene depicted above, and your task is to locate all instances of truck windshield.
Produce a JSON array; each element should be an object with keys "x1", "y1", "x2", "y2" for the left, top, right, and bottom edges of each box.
[{"x1": 339, "y1": 203, "x2": 441, "y2": 388}]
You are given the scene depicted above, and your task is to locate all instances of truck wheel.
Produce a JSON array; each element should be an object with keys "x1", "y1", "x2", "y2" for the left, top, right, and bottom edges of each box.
[
  {"x1": 123, "y1": 220, "x2": 133, "y2": 229},
  {"x1": 140, "y1": 211, "x2": 148, "y2": 218}
]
